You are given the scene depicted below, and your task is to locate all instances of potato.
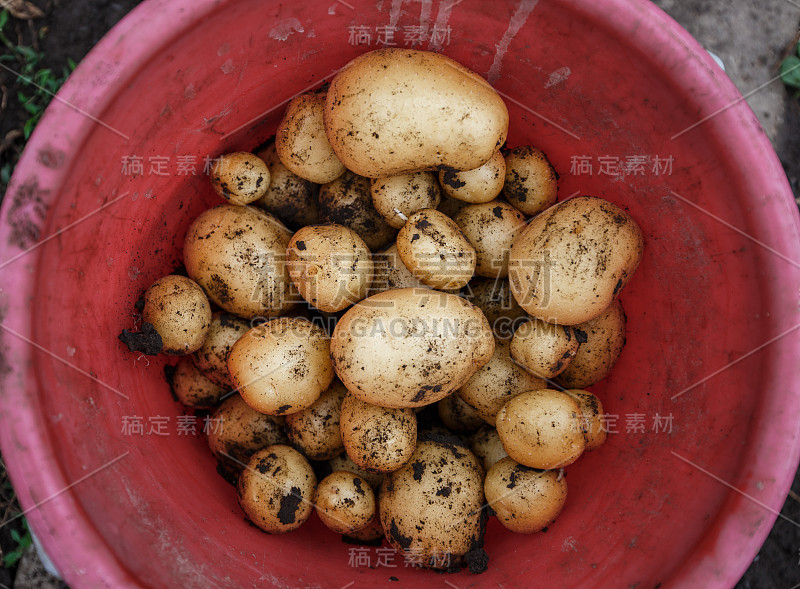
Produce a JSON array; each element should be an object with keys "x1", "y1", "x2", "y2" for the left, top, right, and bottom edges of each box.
[
  {"x1": 254, "y1": 143, "x2": 320, "y2": 229},
  {"x1": 285, "y1": 380, "x2": 348, "y2": 461},
  {"x1": 237, "y1": 445, "x2": 316, "y2": 533},
  {"x1": 209, "y1": 151, "x2": 271, "y2": 206},
  {"x1": 228, "y1": 317, "x2": 334, "y2": 415},
  {"x1": 325, "y1": 48, "x2": 508, "y2": 178},
  {"x1": 287, "y1": 224, "x2": 373, "y2": 313},
  {"x1": 508, "y1": 196, "x2": 644, "y2": 325},
  {"x1": 457, "y1": 339, "x2": 545, "y2": 426},
  {"x1": 371, "y1": 244, "x2": 429, "y2": 293},
  {"x1": 276, "y1": 91, "x2": 346, "y2": 184},
  {"x1": 169, "y1": 357, "x2": 225, "y2": 409},
  {"x1": 331, "y1": 288, "x2": 494, "y2": 408},
  {"x1": 184, "y1": 205, "x2": 297, "y2": 319},
  {"x1": 510, "y1": 318, "x2": 582, "y2": 379},
  {"x1": 371, "y1": 172, "x2": 441, "y2": 229},
  {"x1": 328, "y1": 453, "x2": 384, "y2": 489},
  {"x1": 437, "y1": 393, "x2": 484, "y2": 433},
  {"x1": 318, "y1": 171, "x2": 397, "y2": 250},
  {"x1": 340, "y1": 393, "x2": 417, "y2": 472},
  {"x1": 314, "y1": 471, "x2": 376, "y2": 534},
  {"x1": 396, "y1": 209, "x2": 476, "y2": 290},
  {"x1": 555, "y1": 300, "x2": 626, "y2": 389},
  {"x1": 484, "y1": 458, "x2": 567, "y2": 533},
  {"x1": 207, "y1": 394, "x2": 288, "y2": 483},
  {"x1": 502, "y1": 146, "x2": 558, "y2": 215},
  {"x1": 142, "y1": 274, "x2": 211, "y2": 355},
  {"x1": 380, "y1": 439, "x2": 487, "y2": 571},
  {"x1": 192, "y1": 311, "x2": 250, "y2": 387},
  {"x1": 495, "y1": 389, "x2": 586, "y2": 469},
  {"x1": 469, "y1": 426, "x2": 509, "y2": 472},
  {"x1": 454, "y1": 201, "x2": 526, "y2": 278},
  {"x1": 462, "y1": 278, "x2": 527, "y2": 340},
  {"x1": 563, "y1": 389, "x2": 607, "y2": 451},
  {"x1": 439, "y1": 150, "x2": 505, "y2": 204}
]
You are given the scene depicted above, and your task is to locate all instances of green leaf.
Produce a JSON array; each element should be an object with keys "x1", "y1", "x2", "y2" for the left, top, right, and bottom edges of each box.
[
  {"x1": 23, "y1": 116, "x2": 37, "y2": 139},
  {"x1": 0, "y1": 10, "x2": 8, "y2": 31},
  {"x1": 10, "y1": 530, "x2": 20, "y2": 543},
  {"x1": 781, "y1": 56, "x2": 800, "y2": 89},
  {"x1": 67, "y1": 57, "x2": 77, "y2": 71}
]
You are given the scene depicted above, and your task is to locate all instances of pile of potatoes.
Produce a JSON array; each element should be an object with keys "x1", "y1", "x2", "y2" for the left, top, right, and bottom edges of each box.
[{"x1": 119, "y1": 48, "x2": 644, "y2": 574}]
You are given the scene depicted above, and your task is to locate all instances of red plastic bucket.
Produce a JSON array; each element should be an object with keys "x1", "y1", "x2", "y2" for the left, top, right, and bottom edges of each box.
[{"x1": 1, "y1": 0, "x2": 799, "y2": 587}]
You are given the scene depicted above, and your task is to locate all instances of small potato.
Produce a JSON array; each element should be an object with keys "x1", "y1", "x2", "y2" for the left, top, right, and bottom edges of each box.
[
  {"x1": 439, "y1": 150, "x2": 505, "y2": 204},
  {"x1": 276, "y1": 91, "x2": 346, "y2": 184},
  {"x1": 314, "y1": 471, "x2": 376, "y2": 534},
  {"x1": 210, "y1": 151, "x2": 270, "y2": 206},
  {"x1": 326, "y1": 48, "x2": 508, "y2": 178},
  {"x1": 563, "y1": 389, "x2": 607, "y2": 451},
  {"x1": 228, "y1": 317, "x2": 334, "y2": 415},
  {"x1": 184, "y1": 205, "x2": 297, "y2": 319},
  {"x1": 463, "y1": 278, "x2": 527, "y2": 340},
  {"x1": 254, "y1": 143, "x2": 320, "y2": 229},
  {"x1": 371, "y1": 244, "x2": 429, "y2": 293},
  {"x1": 340, "y1": 393, "x2": 417, "y2": 473},
  {"x1": 495, "y1": 389, "x2": 586, "y2": 469},
  {"x1": 555, "y1": 300, "x2": 626, "y2": 389},
  {"x1": 396, "y1": 209, "x2": 476, "y2": 290},
  {"x1": 508, "y1": 196, "x2": 644, "y2": 325},
  {"x1": 287, "y1": 224, "x2": 373, "y2": 313},
  {"x1": 469, "y1": 426, "x2": 509, "y2": 472},
  {"x1": 457, "y1": 339, "x2": 545, "y2": 426},
  {"x1": 485, "y1": 458, "x2": 567, "y2": 533},
  {"x1": 169, "y1": 357, "x2": 226, "y2": 408},
  {"x1": 142, "y1": 275, "x2": 211, "y2": 355},
  {"x1": 192, "y1": 312, "x2": 250, "y2": 387},
  {"x1": 437, "y1": 393, "x2": 484, "y2": 433},
  {"x1": 454, "y1": 201, "x2": 526, "y2": 278},
  {"x1": 328, "y1": 453, "x2": 385, "y2": 489},
  {"x1": 510, "y1": 318, "x2": 582, "y2": 379},
  {"x1": 502, "y1": 146, "x2": 558, "y2": 215},
  {"x1": 285, "y1": 380, "x2": 348, "y2": 461},
  {"x1": 207, "y1": 394, "x2": 288, "y2": 483},
  {"x1": 237, "y1": 445, "x2": 316, "y2": 533},
  {"x1": 331, "y1": 289, "x2": 494, "y2": 408},
  {"x1": 318, "y1": 171, "x2": 397, "y2": 250},
  {"x1": 371, "y1": 172, "x2": 441, "y2": 229},
  {"x1": 380, "y1": 440, "x2": 487, "y2": 571}
]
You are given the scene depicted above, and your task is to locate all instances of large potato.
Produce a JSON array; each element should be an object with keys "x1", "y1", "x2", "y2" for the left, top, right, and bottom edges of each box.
[
  {"x1": 325, "y1": 48, "x2": 509, "y2": 178},
  {"x1": 183, "y1": 205, "x2": 297, "y2": 319},
  {"x1": 556, "y1": 300, "x2": 626, "y2": 389},
  {"x1": 331, "y1": 288, "x2": 494, "y2": 408},
  {"x1": 508, "y1": 196, "x2": 644, "y2": 325}
]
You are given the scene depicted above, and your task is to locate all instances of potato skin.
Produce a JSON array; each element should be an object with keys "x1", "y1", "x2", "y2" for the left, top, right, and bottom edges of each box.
[
  {"x1": 439, "y1": 150, "x2": 506, "y2": 204},
  {"x1": 454, "y1": 200, "x2": 526, "y2": 278},
  {"x1": 287, "y1": 224, "x2": 373, "y2": 313},
  {"x1": 396, "y1": 209, "x2": 477, "y2": 290},
  {"x1": 169, "y1": 357, "x2": 225, "y2": 409},
  {"x1": 371, "y1": 171, "x2": 441, "y2": 229},
  {"x1": 285, "y1": 380, "x2": 348, "y2": 461},
  {"x1": 484, "y1": 458, "x2": 567, "y2": 533},
  {"x1": 371, "y1": 243, "x2": 430, "y2": 293},
  {"x1": 469, "y1": 426, "x2": 509, "y2": 472},
  {"x1": 563, "y1": 389, "x2": 607, "y2": 451},
  {"x1": 325, "y1": 48, "x2": 509, "y2": 178},
  {"x1": 340, "y1": 393, "x2": 417, "y2": 472},
  {"x1": 314, "y1": 471, "x2": 376, "y2": 534},
  {"x1": 462, "y1": 278, "x2": 527, "y2": 340},
  {"x1": 318, "y1": 171, "x2": 397, "y2": 251},
  {"x1": 331, "y1": 288, "x2": 495, "y2": 408},
  {"x1": 502, "y1": 146, "x2": 559, "y2": 215},
  {"x1": 142, "y1": 275, "x2": 211, "y2": 355},
  {"x1": 555, "y1": 300, "x2": 626, "y2": 389},
  {"x1": 508, "y1": 196, "x2": 644, "y2": 325},
  {"x1": 183, "y1": 205, "x2": 297, "y2": 319},
  {"x1": 495, "y1": 389, "x2": 586, "y2": 469},
  {"x1": 380, "y1": 440, "x2": 486, "y2": 570},
  {"x1": 210, "y1": 151, "x2": 271, "y2": 206},
  {"x1": 254, "y1": 143, "x2": 320, "y2": 229},
  {"x1": 228, "y1": 317, "x2": 334, "y2": 415},
  {"x1": 276, "y1": 92, "x2": 346, "y2": 184},
  {"x1": 510, "y1": 318, "x2": 581, "y2": 379},
  {"x1": 192, "y1": 311, "x2": 250, "y2": 387}
]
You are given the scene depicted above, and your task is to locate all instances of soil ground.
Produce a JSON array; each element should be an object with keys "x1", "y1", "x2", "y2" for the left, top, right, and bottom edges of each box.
[{"x1": 0, "y1": 0, "x2": 799, "y2": 587}]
